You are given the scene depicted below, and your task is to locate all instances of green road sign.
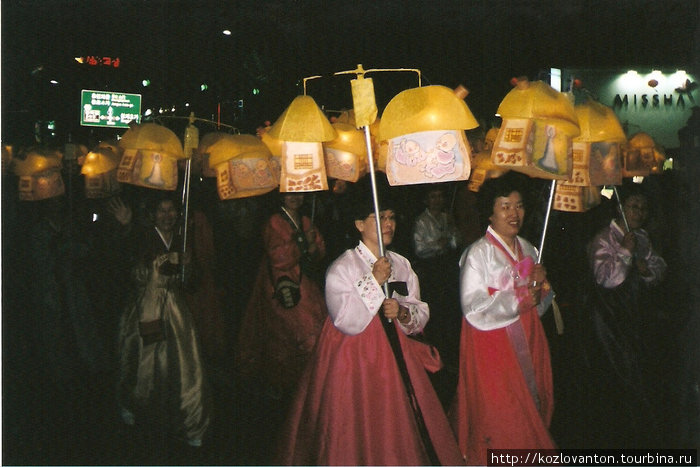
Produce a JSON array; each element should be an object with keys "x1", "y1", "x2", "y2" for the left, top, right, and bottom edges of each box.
[{"x1": 81, "y1": 89, "x2": 141, "y2": 128}]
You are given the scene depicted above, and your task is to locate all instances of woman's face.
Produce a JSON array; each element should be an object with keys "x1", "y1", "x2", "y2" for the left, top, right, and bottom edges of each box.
[
  {"x1": 489, "y1": 191, "x2": 524, "y2": 241},
  {"x1": 356, "y1": 209, "x2": 396, "y2": 247},
  {"x1": 283, "y1": 194, "x2": 304, "y2": 211},
  {"x1": 154, "y1": 200, "x2": 179, "y2": 233},
  {"x1": 622, "y1": 194, "x2": 648, "y2": 230}
]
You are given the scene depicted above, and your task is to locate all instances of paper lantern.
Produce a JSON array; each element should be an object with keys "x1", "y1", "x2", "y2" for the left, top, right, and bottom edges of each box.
[
  {"x1": 568, "y1": 100, "x2": 626, "y2": 187},
  {"x1": 13, "y1": 148, "x2": 65, "y2": 201},
  {"x1": 81, "y1": 146, "x2": 122, "y2": 198},
  {"x1": 379, "y1": 85, "x2": 478, "y2": 186},
  {"x1": 336, "y1": 110, "x2": 386, "y2": 173},
  {"x1": 267, "y1": 95, "x2": 335, "y2": 192},
  {"x1": 492, "y1": 79, "x2": 580, "y2": 180},
  {"x1": 117, "y1": 123, "x2": 185, "y2": 191},
  {"x1": 207, "y1": 133, "x2": 278, "y2": 200},
  {"x1": 467, "y1": 150, "x2": 509, "y2": 192},
  {"x1": 197, "y1": 132, "x2": 228, "y2": 178},
  {"x1": 553, "y1": 181, "x2": 601, "y2": 212},
  {"x1": 2, "y1": 145, "x2": 13, "y2": 173},
  {"x1": 622, "y1": 132, "x2": 665, "y2": 177},
  {"x1": 323, "y1": 122, "x2": 368, "y2": 182}
]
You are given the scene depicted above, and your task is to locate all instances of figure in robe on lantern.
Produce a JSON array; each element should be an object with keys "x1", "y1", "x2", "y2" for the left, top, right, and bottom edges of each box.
[
  {"x1": 538, "y1": 124, "x2": 559, "y2": 172},
  {"x1": 450, "y1": 173, "x2": 556, "y2": 465},
  {"x1": 116, "y1": 192, "x2": 210, "y2": 447},
  {"x1": 274, "y1": 192, "x2": 465, "y2": 466},
  {"x1": 425, "y1": 132, "x2": 458, "y2": 178},
  {"x1": 235, "y1": 193, "x2": 327, "y2": 400},
  {"x1": 146, "y1": 153, "x2": 165, "y2": 186}
]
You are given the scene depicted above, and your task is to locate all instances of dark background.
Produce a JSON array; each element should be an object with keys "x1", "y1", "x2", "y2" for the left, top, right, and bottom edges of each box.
[{"x1": 3, "y1": 0, "x2": 700, "y2": 144}]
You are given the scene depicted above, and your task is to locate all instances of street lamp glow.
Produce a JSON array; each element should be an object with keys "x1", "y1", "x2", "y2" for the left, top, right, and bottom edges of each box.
[{"x1": 222, "y1": 29, "x2": 232, "y2": 36}]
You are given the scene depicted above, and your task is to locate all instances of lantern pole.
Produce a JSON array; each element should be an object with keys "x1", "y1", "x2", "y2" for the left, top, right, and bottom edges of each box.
[
  {"x1": 612, "y1": 185, "x2": 630, "y2": 232},
  {"x1": 335, "y1": 65, "x2": 440, "y2": 465},
  {"x1": 537, "y1": 179, "x2": 556, "y2": 263},
  {"x1": 181, "y1": 113, "x2": 199, "y2": 282}
]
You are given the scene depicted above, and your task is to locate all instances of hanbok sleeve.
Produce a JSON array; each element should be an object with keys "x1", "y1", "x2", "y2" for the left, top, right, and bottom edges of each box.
[
  {"x1": 265, "y1": 215, "x2": 301, "y2": 274},
  {"x1": 325, "y1": 254, "x2": 384, "y2": 336},
  {"x1": 589, "y1": 229, "x2": 633, "y2": 289},
  {"x1": 459, "y1": 243, "x2": 520, "y2": 331},
  {"x1": 413, "y1": 215, "x2": 441, "y2": 259},
  {"x1": 393, "y1": 255, "x2": 429, "y2": 335},
  {"x1": 634, "y1": 230, "x2": 667, "y2": 285}
]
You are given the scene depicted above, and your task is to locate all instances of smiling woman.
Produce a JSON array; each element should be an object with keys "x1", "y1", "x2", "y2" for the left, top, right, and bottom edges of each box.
[{"x1": 450, "y1": 172, "x2": 556, "y2": 464}]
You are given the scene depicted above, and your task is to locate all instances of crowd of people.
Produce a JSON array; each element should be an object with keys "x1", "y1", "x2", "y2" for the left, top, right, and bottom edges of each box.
[{"x1": 2, "y1": 121, "x2": 699, "y2": 465}]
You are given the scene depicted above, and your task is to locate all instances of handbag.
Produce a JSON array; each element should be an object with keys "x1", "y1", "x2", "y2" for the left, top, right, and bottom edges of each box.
[{"x1": 273, "y1": 275, "x2": 301, "y2": 309}]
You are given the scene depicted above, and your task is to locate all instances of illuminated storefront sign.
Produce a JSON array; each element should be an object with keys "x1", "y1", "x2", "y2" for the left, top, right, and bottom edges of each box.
[
  {"x1": 75, "y1": 56, "x2": 121, "y2": 68},
  {"x1": 566, "y1": 69, "x2": 698, "y2": 148},
  {"x1": 80, "y1": 90, "x2": 141, "y2": 129}
]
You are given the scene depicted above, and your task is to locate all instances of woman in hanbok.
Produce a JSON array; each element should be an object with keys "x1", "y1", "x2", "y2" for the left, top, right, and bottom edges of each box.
[
  {"x1": 583, "y1": 184, "x2": 667, "y2": 447},
  {"x1": 450, "y1": 173, "x2": 555, "y2": 465},
  {"x1": 235, "y1": 193, "x2": 327, "y2": 398},
  {"x1": 275, "y1": 195, "x2": 465, "y2": 466},
  {"x1": 117, "y1": 193, "x2": 210, "y2": 447}
]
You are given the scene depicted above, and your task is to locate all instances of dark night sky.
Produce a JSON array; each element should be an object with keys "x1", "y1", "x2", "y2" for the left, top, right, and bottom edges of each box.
[{"x1": 2, "y1": 0, "x2": 699, "y2": 143}]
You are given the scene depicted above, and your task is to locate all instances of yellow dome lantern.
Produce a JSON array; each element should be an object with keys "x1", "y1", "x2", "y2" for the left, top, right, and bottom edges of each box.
[
  {"x1": 197, "y1": 132, "x2": 229, "y2": 178},
  {"x1": 564, "y1": 100, "x2": 627, "y2": 188},
  {"x1": 267, "y1": 95, "x2": 335, "y2": 192},
  {"x1": 323, "y1": 122, "x2": 368, "y2": 182},
  {"x1": 622, "y1": 132, "x2": 665, "y2": 177},
  {"x1": 467, "y1": 150, "x2": 509, "y2": 192},
  {"x1": 81, "y1": 146, "x2": 122, "y2": 198},
  {"x1": 378, "y1": 85, "x2": 478, "y2": 186},
  {"x1": 13, "y1": 147, "x2": 65, "y2": 201},
  {"x1": 492, "y1": 78, "x2": 580, "y2": 180},
  {"x1": 117, "y1": 122, "x2": 185, "y2": 191},
  {"x1": 206, "y1": 133, "x2": 278, "y2": 200}
]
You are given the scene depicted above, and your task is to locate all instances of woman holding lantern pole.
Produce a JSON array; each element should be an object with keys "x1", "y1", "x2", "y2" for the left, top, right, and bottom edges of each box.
[
  {"x1": 450, "y1": 173, "x2": 556, "y2": 464},
  {"x1": 235, "y1": 193, "x2": 327, "y2": 400},
  {"x1": 582, "y1": 183, "x2": 667, "y2": 447},
  {"x1": 275, "y1": 190, "x2": 465, "y2": 466}
]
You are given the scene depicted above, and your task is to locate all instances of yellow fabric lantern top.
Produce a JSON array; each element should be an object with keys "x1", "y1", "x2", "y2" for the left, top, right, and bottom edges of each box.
[
  {"x1": 497, "y1": 79, "x2": 580, "y2": 137},
  {"x1": 574, "y1": 100, "x2": 626, "y2": 143},
  {"x1": 13, "y1": 148, "x2": 62, "y2": 176},
  {"x1": 208, "y1": 134, "x2": 272, "y2": 167},
  {"x1": 81, "y1": 147, "x2": 121, "y2": 176},
  {"x1": 379, "y1": 85, "x2": 479, "y2": 141},
  {"x1": 267, "y1": 95, "x2": 337, "y2": 142},
  {"x1": 324, "y1": 122, "x2": 368, "y2": 157},
  {"x1": 119, "y1": 122, "x2": 185, "y2": 159}
]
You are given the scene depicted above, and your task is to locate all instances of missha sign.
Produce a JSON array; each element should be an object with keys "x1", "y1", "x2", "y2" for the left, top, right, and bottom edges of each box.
[{"x1": 565, "y1": 69, "x2": 698, "y2": 149}]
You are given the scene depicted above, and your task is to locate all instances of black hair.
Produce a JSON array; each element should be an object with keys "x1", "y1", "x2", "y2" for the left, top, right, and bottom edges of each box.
[
  {"x1": 145, "y1": 191, "x2": 180, "y2": 217},
  {"x1": 616, "y1": 180, "x2": 648, "y2": 206},
  {"x1": 351, "y1": 191, "x2": 396, "y2": 220},
  {"x1": 477, "y1": 172, "x2": 529, "y2": 229}
]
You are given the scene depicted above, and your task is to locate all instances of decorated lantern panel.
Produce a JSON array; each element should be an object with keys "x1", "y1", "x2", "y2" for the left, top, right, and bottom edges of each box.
[
  {"x1": 553, "y1": 181, "x2": 601, "y2": 213},
  {"x1": 14, "y1": 150, "x2": 65, "y2": 201},
  {"x1": 19, "y1": 168, "x2": 65, "y2": 201},
  {"x1": 323, "y1": 122, "x2": 368, "y2": 182},
  {"x1": 280, "y1": 141, "x2": 328, "y2": 192},
  {"x1": 570, "y1": 141, "x2": 622, "y2": 187},
  {"x1": 467, "y1": 150, "x2": 508, "y2": 192},
  {"x1": 621, "y1": 134, "x2": 665, "y2": 177},
  {"x1": 492, "y1": 118, "x2": 573, "y2": 180},
  {"x1": 81, "y1": 147, "x2": 122, "y2": 198},
  {"x1": 117, "y1": 149, "x2": 179, "y2": 190},
  {"x1": 215, "y1": 152, "x2": 278, "y2": 200},
  {"x1": 385, "y1": 129, "x2": 471, "y2": 186}
]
